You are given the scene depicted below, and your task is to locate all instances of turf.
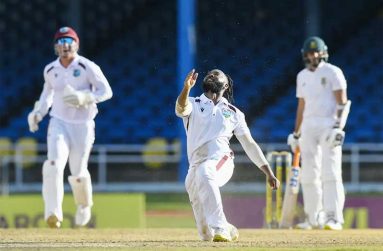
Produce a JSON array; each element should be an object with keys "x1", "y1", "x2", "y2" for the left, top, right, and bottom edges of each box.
[{"x1": 1, "y1": 229, "x2": 382, "y2": 250}]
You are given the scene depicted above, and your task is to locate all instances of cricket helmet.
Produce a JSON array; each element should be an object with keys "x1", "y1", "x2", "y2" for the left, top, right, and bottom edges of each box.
[
  {"x1": 301, "y1": 36, "x2": 328, "y2": 68},
  {"x1": 54, "y1": 27, "x2": 79, "y2": 44}
]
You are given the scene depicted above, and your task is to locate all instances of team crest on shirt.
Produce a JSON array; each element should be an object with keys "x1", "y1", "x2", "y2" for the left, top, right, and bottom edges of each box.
[
  {"x1": 321, "y1": 77, "x2": 327, "y2": 86},
  {"x1": 222, "y1": 108, "x2": 232, "y2": 118},
  {"x1": 73, "y1": 69, "x2": 81, "y2": 77}
]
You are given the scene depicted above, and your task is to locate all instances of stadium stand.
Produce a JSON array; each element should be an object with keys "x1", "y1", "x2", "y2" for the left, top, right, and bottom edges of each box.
[
  {"x1": 251, "y1": 14, "x2": 383, "y2": 143},
  {"x1": 0, "y1": 0, "x2": 382, "y2": 144}
]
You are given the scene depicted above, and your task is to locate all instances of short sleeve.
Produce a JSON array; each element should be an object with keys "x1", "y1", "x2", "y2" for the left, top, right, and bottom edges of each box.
[
  {"x1": 234, "y1": 111, "x2": 251, "y2": 136},
  {"x1": 296, "y1": 73, "x2": 303, "y2": 98},
  {"x1": 175, "y1": 97, "x2": 194, "y2": 117},
  {"x1": 331, "y1": 67, "x2": 347, "y2": 91}
]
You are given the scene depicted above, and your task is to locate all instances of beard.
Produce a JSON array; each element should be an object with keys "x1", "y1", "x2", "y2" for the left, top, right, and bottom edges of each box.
[
  {"x1": 202, "y1": 77, "x2": 225, "y2": 94},
  {"x1": 303, "y1": 57, "x2": 321, "y2": 69}
]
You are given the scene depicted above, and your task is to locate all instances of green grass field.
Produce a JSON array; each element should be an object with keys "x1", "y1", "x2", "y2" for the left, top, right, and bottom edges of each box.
[
  {"x1": 146, "y1": 193, "x2": 195, "y2": 228},
  {"x1": 1, "y1": 229, "x2": 383, "y2": 250},
  {"x1": 1, "y1": 194, "x2": 382, "y2": 250}
]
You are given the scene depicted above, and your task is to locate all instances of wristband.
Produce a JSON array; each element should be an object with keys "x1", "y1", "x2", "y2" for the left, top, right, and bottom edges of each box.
[{"x1": 293, "y1": 132, "x2": 300, "y2": 139}]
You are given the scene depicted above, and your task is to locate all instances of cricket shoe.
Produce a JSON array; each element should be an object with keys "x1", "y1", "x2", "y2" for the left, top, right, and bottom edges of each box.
[
  {"x1": 295, "y1": 221, "x2": 316, "y2": 230},
  {"x1": 46, "y1": 214, "x2": 61, "y2": 228},
  {"x1": 324, "y1": 219, "x2": 342, "y2": 230},
  {"x1": 201, "y1": 225, "x2": 213, "y2": 241},
  {"x1": 75, "y1": 205, "x2": 91, "y2": 226},
  {"x1": 228, "y1": 223, "x2": 239, "y2": 241},
  {"x1": 212, "y1": 227, "x2": 231, "y2": 242}
]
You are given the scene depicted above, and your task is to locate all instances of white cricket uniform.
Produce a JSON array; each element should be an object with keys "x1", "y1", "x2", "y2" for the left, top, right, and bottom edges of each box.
[
  {"x1": 37, "y1": 54, "x2": 112, "y2": 221},
  {"x1": 296, "y1": 61, "x2": 347, "y2": 225},
  {"x1": 176, "y1": 94, "x2": 250, "y2": 240}
]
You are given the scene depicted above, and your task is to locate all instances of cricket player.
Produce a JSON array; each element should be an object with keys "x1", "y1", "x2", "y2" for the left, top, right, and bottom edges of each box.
[
  {"x1": 176, "y1": 69, "x2": 280, "y2": 241},
  {"x1": 287, "y1": 36, "x2": 350, "y2": 230},
  {"x1": 27, "y1": 27, "x2": 112, "y2": 228}
]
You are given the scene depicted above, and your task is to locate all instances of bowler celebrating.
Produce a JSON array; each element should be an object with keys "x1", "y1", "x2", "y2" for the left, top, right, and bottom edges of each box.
[{"x1": 176, "y1": 69, "x2": 279, "y2": 241}]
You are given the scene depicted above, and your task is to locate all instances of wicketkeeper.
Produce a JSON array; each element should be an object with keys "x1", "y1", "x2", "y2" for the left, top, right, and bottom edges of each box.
[
  {"x1": 27, "y1": 27, "x2": 113, "y2": 228},
  {"x1": 288, "y1": 36, "x2": 351, "y2": 230}
]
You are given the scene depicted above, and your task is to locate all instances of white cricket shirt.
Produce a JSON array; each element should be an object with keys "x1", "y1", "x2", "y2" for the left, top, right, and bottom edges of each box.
[
  {"x1": 176, "y1": 94, "x2": 250, "y2": 164},
  {"x1": 38, "y1": 54, "x2": 112, "y2": 123},
  {"x1": 297, "y1": 62, "x2": 347, "y2": 121}
]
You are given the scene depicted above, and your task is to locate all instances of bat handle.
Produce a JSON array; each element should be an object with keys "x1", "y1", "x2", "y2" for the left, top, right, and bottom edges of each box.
[{"x1": 293, "y1": 147, "x2": 300, "y2": 167}]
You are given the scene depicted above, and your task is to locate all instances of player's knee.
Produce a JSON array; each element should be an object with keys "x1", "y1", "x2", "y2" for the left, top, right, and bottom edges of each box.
[
  {"x1": 71, "y1": 169, "x2": 91, "y2": 179},
  {"x1": 300, "y1": 172, "x2": 320, "y2": 185},
  {"x1": 195, "y1": 166, "x2": 214, "y2": 185},
  {"x1": 42, "y1": 160, "x2": 64, "y2": 178},
  {"x1": 322, "y1": 172, "x2": 342, "y2": 183}
]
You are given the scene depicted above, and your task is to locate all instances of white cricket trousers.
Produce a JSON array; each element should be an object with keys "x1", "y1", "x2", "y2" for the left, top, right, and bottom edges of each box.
[
  {"x1": 43, "y1": 117, "x2": 95, "y2": 221},
  {"x1": 185, "y1": 153, "x2": 234, "y2": 240},
  {"x1": 300, "y1": 118, "x2": 345, "y2": 225}
]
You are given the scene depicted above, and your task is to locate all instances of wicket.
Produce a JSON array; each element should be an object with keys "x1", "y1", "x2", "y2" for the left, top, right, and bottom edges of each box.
[{"x1": 265, "y1": 151, "x2": 292, "y2": 228}]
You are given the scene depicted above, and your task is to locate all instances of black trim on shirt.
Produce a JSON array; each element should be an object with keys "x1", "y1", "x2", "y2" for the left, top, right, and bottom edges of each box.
[
  {"x1": 78, "y1": 62, "x2": 86, "y2": 70},
  {"x1": 46, "y1": 66, "x2": 54, "y2": 74},
  {"x1": 228, "y1": 104, "x2": 237, "y2": 113}
]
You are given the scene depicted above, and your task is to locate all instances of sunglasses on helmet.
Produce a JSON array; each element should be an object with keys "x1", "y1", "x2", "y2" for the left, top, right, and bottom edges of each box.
[{"x1": 56, "y1": 37, "x2": 75, "y2": 45}]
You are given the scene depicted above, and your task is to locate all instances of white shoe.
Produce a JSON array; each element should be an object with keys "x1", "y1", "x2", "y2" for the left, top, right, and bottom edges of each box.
[
  {"x1": 46, "y1": 214, "x2": 61, "y2": 228},
  {"x1": 228, "y1": 223, "x2": 239, "y2": 241},
  {"x1": 324, "y1": 219, "x2": 342, "y2": 230},
  {"x1": 201, "y1": 225, "x2": 213, "y2": 241},
  {"x1": 75, "y1": 205, "x2": 91, "y2": 226},
  {"x1": 212, "y1": 227, "x2": 231, "y2": 242},
  {"x1": 295, "y1": 221, "x2": 313, "y2": 230},
  {"x1": 295, "y1": 220, "x2": 324, "y2": 230}
]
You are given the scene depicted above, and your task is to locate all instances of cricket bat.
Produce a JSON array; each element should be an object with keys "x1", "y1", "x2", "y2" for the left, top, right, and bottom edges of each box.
[{"x1": 279, "y1": 147, "x2": 301, "y2": 229}]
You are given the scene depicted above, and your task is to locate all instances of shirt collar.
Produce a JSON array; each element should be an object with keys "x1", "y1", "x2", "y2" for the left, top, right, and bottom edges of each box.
[
  {"x1": 200, "y1": 93, "x2": 229, "y2": 105},
  {"x1": 317, "y1": 61, "x2": 325, "y2": 68},
  {"x1": 53, "y1": 54, "x2": 80, "y2": 68}
]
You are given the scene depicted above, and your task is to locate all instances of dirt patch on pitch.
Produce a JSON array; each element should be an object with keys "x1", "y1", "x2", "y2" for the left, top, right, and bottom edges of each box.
[{"x1": 0, "y1": 229, "x2": 382, "y2": 250}]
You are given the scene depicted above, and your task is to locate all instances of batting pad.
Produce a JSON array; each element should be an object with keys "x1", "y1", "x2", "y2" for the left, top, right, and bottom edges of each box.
[{"x1": 68, "y1": 176, "x2": 93, "y2": 207}]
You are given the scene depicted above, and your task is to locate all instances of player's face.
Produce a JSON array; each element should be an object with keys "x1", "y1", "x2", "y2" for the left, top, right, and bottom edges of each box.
[
  {"x1": 303, "y1": 51, "x2": 321, "y2": 70},
  {"x1": 202, "y1": 69, "x2": 229, "y2": 94},
  {"x1": 54, "y1": 37, "x2": 78, "y2": 59}
]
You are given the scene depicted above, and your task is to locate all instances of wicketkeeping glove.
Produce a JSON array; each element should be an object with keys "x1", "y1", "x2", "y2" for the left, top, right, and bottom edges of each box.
[
  {"x1": 63, "y1": 85, "x2": 95, "y2": 108},
  {"x1": 27, "y1": 101, "x2": 43, "y2": 133}
]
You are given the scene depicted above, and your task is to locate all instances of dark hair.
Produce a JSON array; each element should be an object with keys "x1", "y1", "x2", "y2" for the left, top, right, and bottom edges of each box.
[{"x1": 223, "y1": 74, "x2": 234, "y2": 104}]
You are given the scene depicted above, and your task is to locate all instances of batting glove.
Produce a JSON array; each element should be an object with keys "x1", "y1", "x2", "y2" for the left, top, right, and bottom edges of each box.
[
  {"x1": 287, "y1": 132, "x2": 300, "y2": 152},
  {"x1": 325, "y1": 128, "x2": 345, "y2": 148}
]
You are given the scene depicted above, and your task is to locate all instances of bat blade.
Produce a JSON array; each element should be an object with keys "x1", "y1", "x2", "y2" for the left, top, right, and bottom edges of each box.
[{"x1": 279, "y1": 148, "x2": 301, "y2": 229}]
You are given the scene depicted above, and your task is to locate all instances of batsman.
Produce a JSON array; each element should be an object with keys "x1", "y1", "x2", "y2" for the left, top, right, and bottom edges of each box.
[{"x1": 287, "y1": 36, "x2": 351, "y2": 230}]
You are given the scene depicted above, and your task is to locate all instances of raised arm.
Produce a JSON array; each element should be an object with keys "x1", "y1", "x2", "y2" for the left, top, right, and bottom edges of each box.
[
  {"x1": 237, "y1": 133, "x2": 280, "y2": 190},
  {"x1": 175, "y1": 69, "x2": 198, "y2": 117}
]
